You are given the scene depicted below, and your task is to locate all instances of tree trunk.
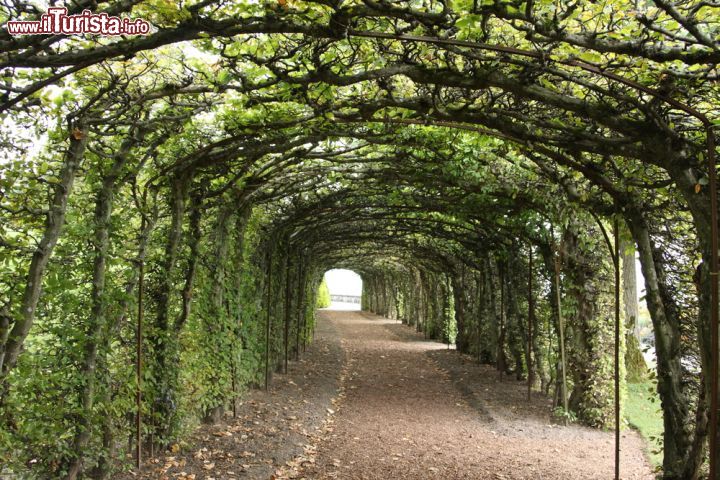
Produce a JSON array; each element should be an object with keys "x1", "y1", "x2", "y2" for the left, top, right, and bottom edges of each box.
[
  {"x1": 505, "y1": 255, "x2": 525, "y2": 380},
  {"x1": 496, "y1": 262, "x2": 508, "y2": 375},
  {"x1": 65, "y1": 129, "x2": 142, "y2": 480},
  {"x1": 667, "y1": 160, "x2": 718, "y2": 479},
  {"x1": 563, "y1": 218, "x2": 617, "y2": 428},
  {"x1": 481, "y1": 256, "x2": 499, "y2": 364},
  {"x1": 0, "y1": 122, "x2": 88, "y2": 390},
  {"x1": 625, "y1": 208, "x2": 692, "y2": 479},
  {"x1": 147, "y1": 175, "x2": 190, "y2": 444},
  {"x1": 176, "y1": 193, "x2": 203, "y2": 331},
  {"x1": 621, "y1": 234, "x2": 647, "y2": 382},
  {"x1": 201, "y1": 202, "x2": 238, "y2": 422},
  {"x1": 452, "y1": 265, "x2": 469, "y2": 353}
]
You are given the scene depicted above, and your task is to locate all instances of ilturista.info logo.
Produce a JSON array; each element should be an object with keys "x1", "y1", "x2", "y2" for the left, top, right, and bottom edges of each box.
[{"x1": 5, "y1": 7, "x2": 151, "y2": 36}]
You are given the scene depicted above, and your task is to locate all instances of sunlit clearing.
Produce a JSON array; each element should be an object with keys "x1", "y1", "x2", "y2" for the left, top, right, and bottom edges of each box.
[{"x1": 324, "y1": 269, "x2": 362, "y2": 311}]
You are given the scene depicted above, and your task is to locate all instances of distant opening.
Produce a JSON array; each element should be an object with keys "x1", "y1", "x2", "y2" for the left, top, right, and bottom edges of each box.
[{"x1": 324, "y1": 269, "x2": 363, "y2": 311}]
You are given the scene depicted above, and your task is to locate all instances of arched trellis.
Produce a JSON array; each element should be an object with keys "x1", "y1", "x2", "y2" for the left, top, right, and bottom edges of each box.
[
  {"x1": 0, "y1": 95, "x2": 704, "y2": 478},
  {"x1": 0, "y1": 4, "x2": 718, "y2": 478}
]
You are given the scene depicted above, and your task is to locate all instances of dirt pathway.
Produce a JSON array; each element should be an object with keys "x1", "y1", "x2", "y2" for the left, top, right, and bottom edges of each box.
[
  {"x1": 122, "y1": 309, "x2": 653, "y2": 480},
  {"x1": 301, "y1": 310, "x2": 653, "y2": 480}
]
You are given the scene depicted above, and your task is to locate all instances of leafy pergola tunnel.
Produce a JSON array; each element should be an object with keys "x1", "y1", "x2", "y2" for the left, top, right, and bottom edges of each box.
[{"x1": 0, "y1": 1, "x2": 719, "y2": 479}]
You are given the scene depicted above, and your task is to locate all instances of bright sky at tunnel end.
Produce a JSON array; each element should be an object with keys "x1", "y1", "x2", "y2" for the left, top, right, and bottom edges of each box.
[{"x1": 324, "y1": 269, "x2": 362, "y2": 297}]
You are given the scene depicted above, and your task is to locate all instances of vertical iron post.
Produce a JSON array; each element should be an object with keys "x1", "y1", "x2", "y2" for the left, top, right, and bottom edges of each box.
[
  {"x1": 498, "y1": 264, "x2": 505, "y2": 381},
  {"x1": 265, "y1": 249, "x2": 273, "y2": 391},
  {"x1": 527, "y1": 246, "x2": 534, "y2": 402},
  {"x1": 614, "y1": 215, "x2": 621, "y2": 480},
  {"x1": 553, "y1": 240, "x2": 569, "y2": 419},
  {"x1": 135, "y1": 221, "x2": 144, "y2": 470},
  {"x1": 284, "y1": 254, "x2": 292, "y2": 374},
  {"x1": 295, "y1": 256, "x2": 303, "y2": 361},
  {"x1": 708, "y1": 127, "x2": 719, "y2": 480}
]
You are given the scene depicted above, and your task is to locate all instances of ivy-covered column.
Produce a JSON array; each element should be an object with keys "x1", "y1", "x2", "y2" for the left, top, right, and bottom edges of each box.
[
  {"x1": 145, "y1": 173, "x2": 193, "y2": 444},
  {"x1": 451, "y1": 264, "x2": 470, "y2": 353},
  {"x1": 562, "y1": 217, "x2": 620, "y2": 427}
]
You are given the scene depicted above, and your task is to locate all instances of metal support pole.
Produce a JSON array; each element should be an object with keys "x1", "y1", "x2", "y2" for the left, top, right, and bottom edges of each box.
[
  {"x1": 708, "y1": 127, "x2": 719, "y2": 480},
  {"x1": 614, "y1": 215, "x2": 621, "y2": 480},
  {"x1": 135, "y1": 225, "x2": 144, "y2": 471},
  {"x1": 553, "y1": 241, "x2": 569, "y2": 419},
  {"x1": 265, "y1": 249, "x2": 273, "y2": 391},
  {"x1": 284, "y1": 254, "x2": 292, "y2": 374},
  {"x1": 498, "y1": 264, "x2": 505, "y2": 381},
  {"x1": 295, "y1": 257, "x2": 303, "y2": 361},
  {"x1": 478, "y1": 266, "x2": 485, "y2": 364},
  {"x1": 592, "y1": 212, "x2": 622, "y2": 480},
  {"x1": 527, "y1": 245, "x2": 534, "y2": 402},
  {"x1": 231, "y1": 361, "x2": 237, "y2": 418}
]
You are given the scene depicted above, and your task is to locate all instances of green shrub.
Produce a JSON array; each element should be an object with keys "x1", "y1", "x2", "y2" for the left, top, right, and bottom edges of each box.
[{"x1": 316, "y1": 278, "x2": 331, "y2": 308}]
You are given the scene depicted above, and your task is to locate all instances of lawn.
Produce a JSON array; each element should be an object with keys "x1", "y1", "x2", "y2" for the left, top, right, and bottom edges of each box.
[{"x1": 625, "y1": 381, "x2": 663, "y2": 469}]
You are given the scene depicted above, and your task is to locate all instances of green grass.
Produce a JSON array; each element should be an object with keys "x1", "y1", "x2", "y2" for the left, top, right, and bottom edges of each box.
[{"x1": 624, "y1": 381, "x2": 663, "y2": 468}]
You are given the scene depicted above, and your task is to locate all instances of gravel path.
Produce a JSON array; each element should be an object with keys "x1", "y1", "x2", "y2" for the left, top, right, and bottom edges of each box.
[
  {"x1": 121, "y1": 309, "x2": 654, "y2": 480},
  {"x1": 301, "y1": 310, "x2": 654, "y2": 480}
]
